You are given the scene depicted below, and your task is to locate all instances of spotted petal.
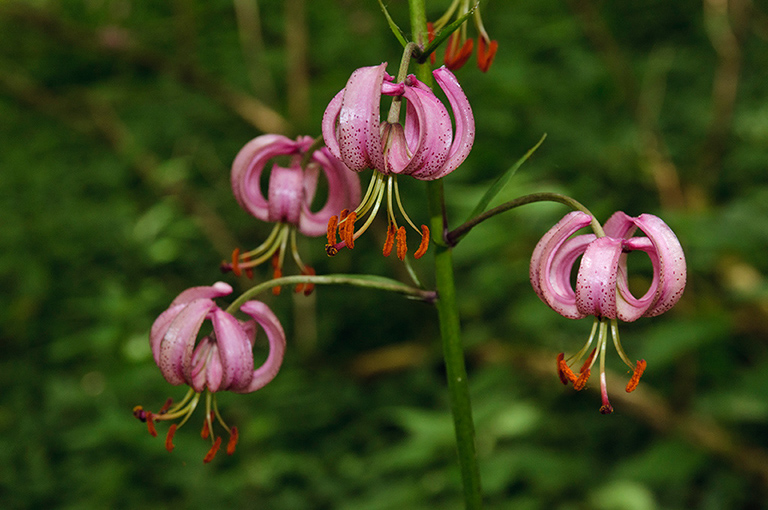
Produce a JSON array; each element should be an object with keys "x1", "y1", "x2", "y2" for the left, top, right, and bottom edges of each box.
[{"x1": 233, "y1": 301, "x2": 287, "y2": 394}]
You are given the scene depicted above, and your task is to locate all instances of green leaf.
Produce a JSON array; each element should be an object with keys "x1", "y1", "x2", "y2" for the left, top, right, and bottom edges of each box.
[
  {"x1": 465, "y1": 133, "x2": 547, "y2": 221},
  {"x1": 417, "y1": 3, "x2": 478, "y2": 63},
  {"x1": 377, "y1": 0, "x2": 408, "y2": 49}
]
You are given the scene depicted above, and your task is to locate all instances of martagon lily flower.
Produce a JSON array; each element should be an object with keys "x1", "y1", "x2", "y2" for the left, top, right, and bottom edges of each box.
[
  {"x1": 530, "y1": 211, "x2": 686, "y2": 413},
  {"x1": 133, "y1": 282, "x2": 286, "y2": 462},
  {"x1": 322, "y1": 63, "x2": 474, "y2": 260},
  {"x1": 223, "y1": 134, "x2": 360, "y2": 294}
]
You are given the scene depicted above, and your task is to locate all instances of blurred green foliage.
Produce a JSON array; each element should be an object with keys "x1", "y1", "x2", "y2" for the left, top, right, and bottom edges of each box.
[{"x1": 2, "y1": 0, "x2": 768, "y2": 508}]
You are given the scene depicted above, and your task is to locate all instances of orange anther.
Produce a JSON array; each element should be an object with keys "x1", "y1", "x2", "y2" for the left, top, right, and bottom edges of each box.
[
  {"x1": 203, "y1": 436, "x2": 222, "y2": 464},
  {"x1": 230, "y1": 248, "x2": 243, "y2": 277},
  {"x1": 226, "y1": 426, "x2": 239, "y2": 455},
  {"x1": 326, "y1": 215, "x2": 339, "y2": 246},
  {"x1": 343, "y1": 211, "x2": 357, "y2": 249},
  {"x1": 625, "y1": 359, "x2": 647, "y2": 393},
  {"x1": 580, "y1": 348, "x2": 597, "y2": 374},
  {"x1": 201, "y1": 418, "x2": 210, "y2": 439},
  {"x1": 383, "y1": 224, "x2": 396, "y2": 257},
  {"x1": 396, "y1": 226, "x2": 407, "y2": 261},
  {"x1": 556, "y1": 353, "x2": 578, "y2": 385},
  {"x1": 477, "y1": 37, "x2": 498, "y2": 72},
  {"x1": 146, "y1": 412, "x2": 157, "y2": 437},
  {"x1": 165, "y1": 424, "x2": 177, "y2": 452},
  {"x1": 271, "y1": 253, "x2": 283, "y2": 296},
  {"x1": 573, "y1": 369, "x2": 591, "y2": 391},
  {"x1": 444, "y1": 33, "x2": 474, "y2": 70},
  {"x1": 158, "y1": 398, "x2": 173, "y2": 414},
  {"x1": 414, "y1": 225, "x2": 430, "y2": 259}
]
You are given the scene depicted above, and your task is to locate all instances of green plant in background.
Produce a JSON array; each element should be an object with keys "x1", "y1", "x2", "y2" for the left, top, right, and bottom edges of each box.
[{"x1": 131, "y1": 1, "x2": 686, "y2": 507}]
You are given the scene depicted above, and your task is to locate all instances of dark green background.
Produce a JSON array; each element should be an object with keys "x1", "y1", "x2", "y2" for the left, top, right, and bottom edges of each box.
[{"x1": 2, "y1": 0, "x2": 768, "y2": 508}]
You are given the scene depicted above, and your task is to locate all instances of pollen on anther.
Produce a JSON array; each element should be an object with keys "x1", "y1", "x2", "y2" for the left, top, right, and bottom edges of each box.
[
  {"x1": 230, "y1": 248, "x2": 242, "y2": 277},
  {"x1": 573, "y1": 369, "x2": 591, "y2": 391},
  {"x1": 201, "y1": 418, "x2": 210, "y2": 439},
  {"x1": 165, "y1": 424, "x2": 177, "y2": 452},
  {"x1": 599, "y1": 404, "x2": 614, "y2": 415},
  {"x1": 344, "y1": 211, "x2": 357, "y2": 249},
  {"x1": 146, "y1": 412, "x2": 158, "y2": 437},
  {"x1": 326, "y1": 215, "x2": 339, "y2": 247},
  {"x1": 383, "y1": 224, "x2": 396, "y2": 257},
  {"x1": 414, "y1": 225, "x2": 430, "y2": 259},
  {"x1": 396, "y1": 226, "x2": 407, "y2": 261},
  {"x1": 625, "y1": 359, "x2": 647, "y2": 393},
  {"x1": 159, "y1": 398, "x2": 173, "y2": 414},
  {"x1": 556, "y1": 353, "x2": 577, "y2": 385},
  {"x1": 226, "y1": 426, "x2": 239, "y2": 455},
  {"x1": 203, "y1": 437, "x2": 222, "y2": 464}
]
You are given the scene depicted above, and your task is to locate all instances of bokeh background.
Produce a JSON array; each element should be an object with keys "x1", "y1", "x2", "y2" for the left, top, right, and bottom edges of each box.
[{"x1": 3, "y1": 0, "x2": 768, "y2": 508}]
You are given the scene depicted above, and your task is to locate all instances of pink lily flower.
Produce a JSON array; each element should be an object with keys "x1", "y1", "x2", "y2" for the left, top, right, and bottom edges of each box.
[
  {"x1": 321, "y1": 63, "x2": 474, "y2": 260},
  {"x1": 225, "y1": 134, "x2": 360, "y2": 294},
  {"x1": 133, "y1": 282, "x2": 286, "y2": 462},
  {"x1": 530, "y1": 211, "x2": 687, "y2": 413}
]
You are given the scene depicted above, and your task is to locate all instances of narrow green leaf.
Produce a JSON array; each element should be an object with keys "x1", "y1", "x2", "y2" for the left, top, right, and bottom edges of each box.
[
  {"x1": 377, "y1": 0, "x2": 409, "y2": 49},
  {"x1": 417, "y1": 3, "x2": 478, "y2": 64},
  {"x1": 465, "y1": 133, "x2": 547, "y2": 221}
]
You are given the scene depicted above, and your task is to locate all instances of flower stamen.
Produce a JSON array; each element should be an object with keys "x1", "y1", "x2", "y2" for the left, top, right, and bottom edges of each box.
[
  {"x1": 556, "y1": 352, "x2": 578, "y2": 385},
  {"x1": 396, "y1": 226, "x2": 407, "y2": 261},
  {"x1": 226, "y1": 426, "x2": 239, "y2": 455},
  {"x1": 414, "y1": 225, "x2": 430, "y2": 259},
  {"x1": 165, "y1": 424, "x2": 177, "y2": 452},
  {"x1": 203, "y1": 437, "x2": 222, "y2": 464},
  {"x1": 625, "y1": 360, "x2": 647, "y2": 393},
  {"x1": 383, "y1": 224, "x2": 396, "y2": 257}
]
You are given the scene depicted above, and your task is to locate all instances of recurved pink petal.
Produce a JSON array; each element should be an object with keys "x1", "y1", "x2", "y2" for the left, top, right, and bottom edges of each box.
[
  {"x1": 575, "y1": 237, "x2": 623, "y2": 318},
  {"x1": 189, "y1": 338, "x2": 218, "y2": 393},
  {"x1": 530, "y1": 211, "x2": 593, "y2": 318},
  {"x1": 267, "y1": 165, "x2": 304, "y2": 225},
  {"x1": 543, "y1": 234, "x2": 595, "y2": 318},
  {"x1": 208, "y1": 309, "x2": 254, "y2": 392},
  {"x1": 233, "y1": 301, "x2": 286, "y2": 394},
  {"x1": 633, "y1": 214, "x2": 686, "y2": 317},
  {"x1": 426, "y1": 66, "x2": 475, "y2": 180},
  {"x1": 335, "y1": 63, "x2": 388, "y2": 172},
  {"x1": 158, "y1": 298, "x2": 215, "y2": 386},
  {"x1": 231, "y1": 134, "x2": 301, "y2": 221},
  {"x1": 150, "y1": 282, "x2": 232, "y2": 366},
  {"x1": 614, "y1": 236, "x2": 660, "y2": 322},
  {"x1": 401, "y1": 79, "x2": 452, "y2": 179}
]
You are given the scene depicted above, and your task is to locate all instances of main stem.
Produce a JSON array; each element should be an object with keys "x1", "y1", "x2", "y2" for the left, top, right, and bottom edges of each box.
[{"x1": 408, "y1": 1, "x2": 483, "y2": 508}]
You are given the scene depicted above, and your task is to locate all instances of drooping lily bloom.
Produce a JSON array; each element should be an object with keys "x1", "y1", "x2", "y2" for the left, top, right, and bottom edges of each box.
[
  {"x1": 133, "y1": 282, "x2": 286, "y2": 462},
  {"x1": 530, "y1": 211, "x2": 686, "y2": 413},
  {"x1": 224, "y1": 134, "x2": 360, "y2": 294},
  {"x1": 322, "y1": 63, "x2": 474, "y2": 259},
  {"x1": 429, "y1": 0, "x2": 498, "y2": 72}
]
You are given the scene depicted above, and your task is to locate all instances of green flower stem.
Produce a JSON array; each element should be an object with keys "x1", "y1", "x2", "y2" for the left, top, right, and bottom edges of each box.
[
  {"x1": 409, "y1": 1, "x2": 483, "y2": 508},
  {"x1": 447, "y1": 192, "x2": 606, "y2": 246},
  {"x1": 225, "y1": 274, "x2": 435, "y2": 314}
]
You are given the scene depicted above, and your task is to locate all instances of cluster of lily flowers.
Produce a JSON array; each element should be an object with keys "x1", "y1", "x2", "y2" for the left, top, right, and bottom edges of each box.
[{"x1": 135, "y1": 15, "x2": 686, "y2": 461}]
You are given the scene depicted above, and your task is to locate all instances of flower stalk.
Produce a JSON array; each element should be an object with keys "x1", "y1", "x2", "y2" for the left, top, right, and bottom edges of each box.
[{"x1": 410, "y1": 1, "x2": 483, "y2": 508}]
